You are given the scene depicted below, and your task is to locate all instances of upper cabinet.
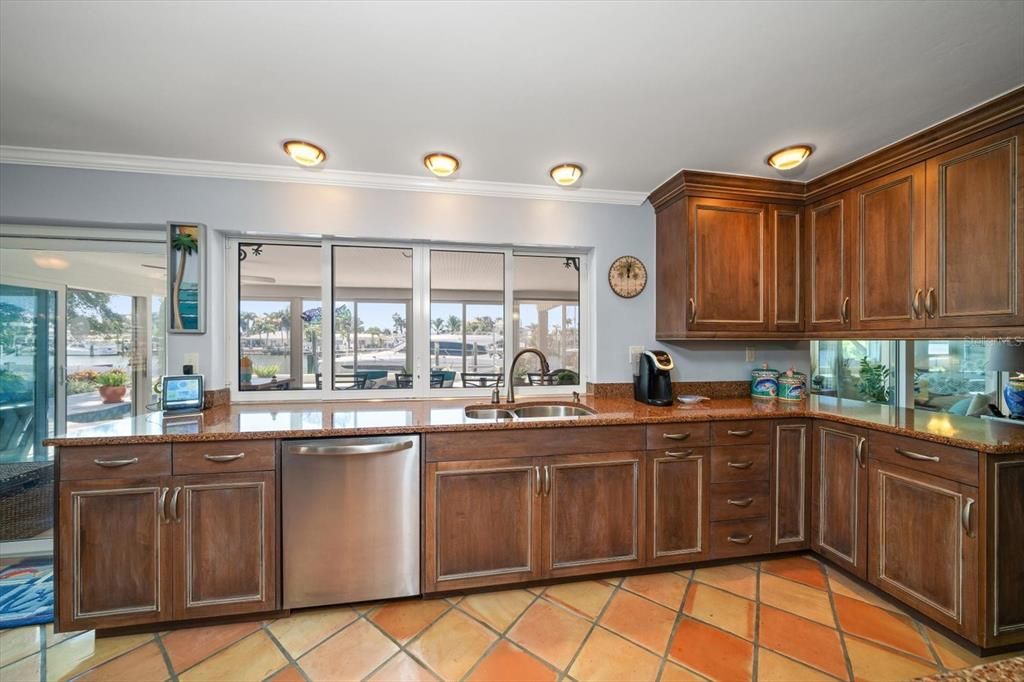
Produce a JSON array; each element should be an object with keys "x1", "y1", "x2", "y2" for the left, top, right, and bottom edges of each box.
[
  {"x1": 925, "y1": 125, "x2": 1024, "y2": 328},
  {"x1": 687, "y1": 198, "x2": 769, "y2": 333},
  {"x1": 651, "y1": 89, "x2": 1024, "y2": 340},
  {"x1": 851, "y1": 163, "x2": 927, "y2": 330}
]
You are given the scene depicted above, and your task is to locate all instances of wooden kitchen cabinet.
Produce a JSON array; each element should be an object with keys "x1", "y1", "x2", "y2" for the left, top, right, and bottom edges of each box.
[
  {"x1": 173, "y1": 471, "x2": 278, "y2": 620},
  {"x1": 811, "y1": 423, "x2": 868, "y2": 579},
  {"x1": 806, "y1": 192, "x2": 853, "y2": 332},
  {"x1": 57, "y1": 477, "x2": 174, "y2": 631},
  {"x1": 925, "y1": 125, "x2": 1024, "y2": 328},
  {"x1": 772, "y1": 420, "x2": 810, "y2": 550},
  {"x1": 645, "y1": 448, "x2": 708, "y2": 565},
  {"x1": 686, "y1": 197, "x2": 770, "y2": 333},
  {"x1": 868, "y1": 459, "x2": 979, "y2": 637},
  {"x1": 770, "y1": 204, "x2": 804, "y2": 332},
  {"x1": 851, "y1": 163, "x2": 927, "y2": 330},
  {"x1": 546, "y1": 452, "x2": 644, "y2": 576},
  {"x1": 424, "y1": 457, "x2": 543, "y2": 592}
]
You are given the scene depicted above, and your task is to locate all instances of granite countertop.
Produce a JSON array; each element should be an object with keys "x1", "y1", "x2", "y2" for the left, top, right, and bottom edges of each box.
[{"x1": 43, "y1": 394, "x2": 1024, "y2": 454}]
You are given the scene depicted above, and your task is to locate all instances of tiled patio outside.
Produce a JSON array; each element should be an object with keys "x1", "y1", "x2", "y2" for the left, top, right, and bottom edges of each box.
[{"x1": 1, "y1": 555, "x2": 1020, "y2": 682}]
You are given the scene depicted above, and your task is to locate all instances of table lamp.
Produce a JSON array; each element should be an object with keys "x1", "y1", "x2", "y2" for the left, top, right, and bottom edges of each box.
[{"x1": 990, "y1": 341, "x2": 1024, "y2": 418}]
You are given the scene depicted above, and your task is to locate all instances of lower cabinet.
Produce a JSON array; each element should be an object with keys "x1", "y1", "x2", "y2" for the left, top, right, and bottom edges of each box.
[
  {"x1": 811, "y1": 423, "x2": 869, "y2": 579},
  {"x1": 772, "y1": 420, "x2": 810, "y2": 550},
  {"x1": 646, "y1": 449, "x2": 708, "y2": 565},
  {"x1": 868, "y1": 459, "x2": 979, "y2": 637}
]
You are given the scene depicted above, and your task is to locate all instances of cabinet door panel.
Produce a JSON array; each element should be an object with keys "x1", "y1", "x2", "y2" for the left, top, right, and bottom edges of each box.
[
  {"x1": 771, "y1": 205, "x2": 803, "y2": 331},
  {"x1": 926, "y1": 125, "x2": 1024, "y2": 328},
  {"x1": 57, "y1": 478, "x2": 172, "y2": 631},
  {"x1": 548, "y1": 452, "x2": 643, "y2": 576},
  {"x1": 853, "y1": 164, "x2": 927, "y2": 329},
  {"x1": 869, "y1": 461, "x2": 978, "y2": 636},
  {"x1": 688, "y1": 198, "x2": 769, "y2": 331},
  {"x1": 173, "y1": 472, "x2": 277, "y2": 619},
  {"x1": 773, "y1": 421, "x2": 809, "y2": 549},
  {"x1": 811, "y1": 424, "x2": 867, "y2": 578},
  {"x1": 807, "y1": 194, "x2": 852, "y2": 331},
  {"x1": 646, "y1": 450, "x2": 708, "y2": 565},
  {"x1": 424, "y1": 458, "x2": 541, "y2": 591}
]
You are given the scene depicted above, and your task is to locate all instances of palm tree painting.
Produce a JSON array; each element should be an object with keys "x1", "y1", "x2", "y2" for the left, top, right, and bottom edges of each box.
[{"x1": 168, "y1": 223, "x2": 204, "y2": 332}]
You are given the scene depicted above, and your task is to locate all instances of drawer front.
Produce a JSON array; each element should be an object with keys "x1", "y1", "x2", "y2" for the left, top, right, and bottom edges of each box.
[
  {"x1": 710, "y1": 518, "x2": 770, "y2": 557},
  {"x1": 645, "y1": 423, "x2": 710, "y2": 449},
  {"x1": 173, "y1": 440, "x2": 276, "y2": 475},
  {"x1": 710, "y1": 445, "x2": 770, "y2": 483},
  {"x1": 710, "y1": 480, "x2": 769, "y2": 521},
  {"x1": 867, "y1": 431, "x2": 978, "y2": 485},
  {"x1": 711, "y1": 420, "x2": 771, "y2": 445},
  {"x1": 60, "y1": 444, "x2": 171, "y2": 480},
  {"x1": 425, "y1": 425, "x2": 644, "y2": 462}
]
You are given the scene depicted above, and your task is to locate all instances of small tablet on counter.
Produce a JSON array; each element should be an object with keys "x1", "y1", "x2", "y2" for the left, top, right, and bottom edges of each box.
[{"x1": 162, "y1": 375, "x2": 204, "y2": 412}]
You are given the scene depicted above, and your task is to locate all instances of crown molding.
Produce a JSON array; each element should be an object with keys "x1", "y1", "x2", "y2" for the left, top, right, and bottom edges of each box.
[{"x1": 0, "y1": 146, "x2": 649, "y2": 207}]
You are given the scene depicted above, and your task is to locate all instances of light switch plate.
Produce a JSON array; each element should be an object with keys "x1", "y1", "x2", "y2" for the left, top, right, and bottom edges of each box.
[
  {"x1": 184, "y1": 352, "x2": 199, "y2": 372},
  {"x1": 629, "y1": 346, "x2": 645, "y2": 363},
  {"x1": 745, "y1": 347, "x2": 756, "y2": 362}
]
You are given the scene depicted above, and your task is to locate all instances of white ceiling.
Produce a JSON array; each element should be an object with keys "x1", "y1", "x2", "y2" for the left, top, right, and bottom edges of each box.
[{"x1": 1, "y1": 1, "x2": 1022, "y2": 195}]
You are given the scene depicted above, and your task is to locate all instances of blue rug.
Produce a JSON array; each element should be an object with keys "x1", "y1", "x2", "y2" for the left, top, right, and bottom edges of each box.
[{"x1": 0, "y1": 557, "x2": 53, "y2": 628}]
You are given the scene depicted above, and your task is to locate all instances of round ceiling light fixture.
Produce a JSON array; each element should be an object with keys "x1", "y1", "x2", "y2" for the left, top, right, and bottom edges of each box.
[
  {"x1": 550, "y1": 163, "x2": 583, "y2": 186},
  {"x1": 423, "y1": 152, "x2": 460, "y2": 177},
  {"x1": 282, "y1": 140, "x2": 327, "y2": 167},
  {"x1": 766, "y1": 144, "x2": 813, "y2": 171}
]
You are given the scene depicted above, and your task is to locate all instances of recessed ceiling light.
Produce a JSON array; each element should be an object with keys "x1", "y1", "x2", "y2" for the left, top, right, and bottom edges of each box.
[
  {"x1": 550, "y1": 163, "x2": 583, "y2": 186},
  {"x1": 424, "y1": 152, "x2": 460, "y2": 177},
  {"x1": 283, "y1": 140, "x2": 327, "y2": 167},
  {"x1": 767, "y1": 145, "x2": 813, "y2": 171},
  {"x1": 32, "y1": 254, "x2": 69, "y2": 270}
]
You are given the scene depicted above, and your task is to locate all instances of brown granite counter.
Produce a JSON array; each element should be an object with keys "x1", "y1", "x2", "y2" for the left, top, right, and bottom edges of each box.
[{"x1": 43, "y1": 394, "x2": 1024, "y2": 454}]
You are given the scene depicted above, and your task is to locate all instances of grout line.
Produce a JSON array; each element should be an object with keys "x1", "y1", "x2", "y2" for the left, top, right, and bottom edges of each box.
[
  {"x1": 173, "y1": 627, "x2": 265, "y2": 678},
  {"x1": 914, "y1": 616, "x2": 947, "y2": 672},
  {"x1": 261, "y1": 620, "x2": 312, "y2": 682},
  {"x1": 152, "y1": 633, "x2": 180, "y2": 682},
  {"x1": 821, "y1": 564, "x2": 857, "y2": 682},
  {"x1": 752, "y1": 559, "x2": 761, "y2": 682},
  {"x1": 655, "y1": 571, "x2": 694, "y2": 680},
  {"x1": 558, "y1": 578, "x2": 623, "y2": 680}
]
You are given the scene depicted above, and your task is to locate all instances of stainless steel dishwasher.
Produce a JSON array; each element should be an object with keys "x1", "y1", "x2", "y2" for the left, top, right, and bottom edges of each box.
[{"x1": 282, "y1": 435, "x2": 420, "y2": 608}]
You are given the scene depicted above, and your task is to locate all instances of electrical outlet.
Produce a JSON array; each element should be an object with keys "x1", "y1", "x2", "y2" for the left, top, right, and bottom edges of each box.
[
  {"x1": 745, "y1": 347, "x2": 755, "y2": 362},
  {"x1": 629, "y1": 346, "x2": 645, "y2": 363}
]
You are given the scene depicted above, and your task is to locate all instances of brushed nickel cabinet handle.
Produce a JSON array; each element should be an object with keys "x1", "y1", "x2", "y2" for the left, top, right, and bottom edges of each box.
[
  {"x1": 925, "y1": 287, "x2": 936, "y2": 318},
  {"x1": 727, "y1": 534, "x2": 753, "y2": 544},
  {"x1": 727, "y1": 461, "x2": 753, "y2": 469},
  {"x1": 543, "y1": 465, "x2": 551, "y2": 496},
  {"x1": 534, "y1": 466, "x2": 541, "y2": 497},
  {"x1": 727, "y1": 429, "x2": 753, "y2": 437},
  {"x1": 204, "y1": 453, "x2": 245, "y2": 462},
  {"x1": 727, "y1": 497, "x2": 754, "y2": 507},
  {"x1": 93, "y1": 457, "x2": 138, "y2": 468},
  {"x1": 169, "y1": 486, "x2": 182, "y2": 523},
  {"x1": 895, "y1": 448, "x2": 940, "y2": 463},
  {"x1": 841, "y1": 296, "x2": 850, "y2": 324},
  {"x1": 855, "y1": 436, "x2": 866, "y2": 468},
  {"x1": 158, "y1": 487, "x2": 169, "y2": 523},
  {"x1": 912, "y1": 289, "x2": 923, "y2": 318},
  {"x1": 962, "y1": 497, "x2": 975, "y2": 537},
  {"x1": 688, "y1": 297, "x2": 696, "y2": 324},
  {"x1": 666, "y1": 449, "x2": 695, "y2": 458},
  {"x1": 664, "y1": 433, "x2": 691, "y2": 441}
]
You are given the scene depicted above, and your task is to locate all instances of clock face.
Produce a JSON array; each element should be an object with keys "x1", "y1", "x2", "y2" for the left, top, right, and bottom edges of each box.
[{"x1": 608, "y1": 256, "x2": 648, "y2": 298}]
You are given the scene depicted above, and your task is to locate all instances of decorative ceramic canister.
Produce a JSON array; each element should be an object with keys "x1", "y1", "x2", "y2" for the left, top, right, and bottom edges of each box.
[
  {"x1": 751, "y1": 364, "x2": 779, "y2": 399},
  {"x1": 778, "y1": 368, "x2": 807, "y2": 401}
]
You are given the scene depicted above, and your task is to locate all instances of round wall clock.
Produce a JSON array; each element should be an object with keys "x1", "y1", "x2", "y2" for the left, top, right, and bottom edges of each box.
[{"x1": 608, "y1": 255, "x2": 648, "y2": 298}]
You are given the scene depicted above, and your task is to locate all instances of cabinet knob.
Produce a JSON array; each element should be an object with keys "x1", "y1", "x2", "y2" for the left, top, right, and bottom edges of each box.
[
  {"x1": 727, "y1": 534, "x2": 753, "y2": 545},
  {"x1": 924, "y1": 288, "x2": 936, "y2": 318},
  {"x1": 727, "y1": 429, "x2": 753, "y2": 437},
  {"x1": 727, "y1": 461, "x2": 753, "y2": 469},
  {"x1": 911, "y1": 289, "x2": 923, "y2": 318},
  {"x1": 727, "y1": 497, "x2": 754, "y2": 507},
  {"x1": 841, "y1": 296, "x2": 850, "y2": 324},
  {"x1": 204, "y1": 453, "x2": 246, "y2": 463},
  {"x1": 93, "y1": 457, "x2": 138, "y2": 468},
  {"x1": 688, "y1": 298, "x2": 697, "y2": 324}
]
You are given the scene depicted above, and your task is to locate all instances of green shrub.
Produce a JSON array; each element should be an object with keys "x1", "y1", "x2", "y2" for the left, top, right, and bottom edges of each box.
[
  {"x1": 254, "y1": 364, "x2": 279, "y2": 378},
  {"x1": 67, "y1": 378, "x2": 97, "y2": 395},
  {"x1": 857, "y1": 357, "x2": 892, "y2": 404},
  {"x1": 97, "y1": 369, "x2": 128, "y2": 387}
]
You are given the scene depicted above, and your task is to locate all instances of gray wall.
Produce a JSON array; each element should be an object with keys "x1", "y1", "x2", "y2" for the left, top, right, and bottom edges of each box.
[{"x1": 0, "y1": 163, "x2": 809, "y2": 387}]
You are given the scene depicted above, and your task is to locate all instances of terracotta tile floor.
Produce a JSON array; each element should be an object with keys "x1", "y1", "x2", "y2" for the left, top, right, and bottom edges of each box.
[{"x1": 2, "y1": 555, "x2": 1021, "y2": 682}]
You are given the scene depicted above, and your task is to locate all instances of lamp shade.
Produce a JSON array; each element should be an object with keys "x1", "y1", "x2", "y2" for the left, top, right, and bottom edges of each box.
[{"x1": 989, "y1": 342, "x2": 1024, "y2": 372}]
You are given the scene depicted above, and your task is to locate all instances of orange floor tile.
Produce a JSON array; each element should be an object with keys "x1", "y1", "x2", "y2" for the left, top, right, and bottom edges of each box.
[{"x1": 2, "y1": 554, "x2": 1021, "y2": 682}]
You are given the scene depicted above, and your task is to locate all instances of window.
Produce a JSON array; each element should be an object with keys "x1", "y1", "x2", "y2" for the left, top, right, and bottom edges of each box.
[
  {"x1": 913, "y1": 340, "x2": 999, "y2": 416},
  {"x1": 429, "y1": 250, "x2": 504, "y2": 389},
  {"x1": 810, "y1": 340, "x2": 898, "y2": 405},
  {"x1": 229, "y1": 239, "x2": 586, "y2": 399},
  {"x1": 238, "y1": 243, "x2": 321, "y2": 391}
]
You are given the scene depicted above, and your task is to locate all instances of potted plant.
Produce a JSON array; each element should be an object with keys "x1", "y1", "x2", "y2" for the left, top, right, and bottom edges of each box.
[{"x1": 97, "y1": 369, "x2": 129, "y2": 403}]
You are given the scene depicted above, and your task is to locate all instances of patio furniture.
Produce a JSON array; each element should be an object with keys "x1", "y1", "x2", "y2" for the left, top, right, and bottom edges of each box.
[
  {"x1": 395, "y1": 373, "x2": 413, "y2": 388},
  {"x1": 336, "y1": 373, "x2": 369, "y2": 390},
  {"x1": 462, "y1": 373, "x2": 503, "y2": 388},
  {"x1": 0, "y1": 461, "x2": 54, "y2": 541}
]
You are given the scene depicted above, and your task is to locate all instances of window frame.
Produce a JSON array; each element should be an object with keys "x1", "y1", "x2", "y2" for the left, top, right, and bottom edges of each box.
[{"x1": 226, "y1": 237, "x2": 589, "y2": 402}]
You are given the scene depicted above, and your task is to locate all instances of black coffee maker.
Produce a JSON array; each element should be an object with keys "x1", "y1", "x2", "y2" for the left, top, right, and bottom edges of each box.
[{"x1": 634, "y1": 350, "x2": 674, "y2": 406}]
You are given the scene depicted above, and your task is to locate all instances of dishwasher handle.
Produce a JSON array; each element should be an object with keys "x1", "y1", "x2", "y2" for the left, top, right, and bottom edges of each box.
[{"x1": 286, "y1": 440, "x2": 416, "y2": 457}]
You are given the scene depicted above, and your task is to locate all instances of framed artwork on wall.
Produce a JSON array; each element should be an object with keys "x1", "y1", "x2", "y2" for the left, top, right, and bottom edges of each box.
[{"x1": 167, "y1": 222, "x2": 206, "y2": 334}]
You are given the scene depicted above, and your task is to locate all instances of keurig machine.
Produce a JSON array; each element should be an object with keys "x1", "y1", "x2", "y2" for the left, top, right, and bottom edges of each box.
[{"x1": 634, "y1": 350, "x2": 674, "y2": 406}]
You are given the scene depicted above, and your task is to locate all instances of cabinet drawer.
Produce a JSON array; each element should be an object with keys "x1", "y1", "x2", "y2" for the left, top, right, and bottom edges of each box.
[
  {"x1": 710, "y1": 445, "x2": 769, "y2": 483},
  {"x1": 173, "y1": 440, "x2": 276, "y2": 475},
  {"x1": 645, "y1": 423, "x2": 710, "y2": 449},
  {"x1": 425, "y1": 425, "x2": 643, "y2": 461},
  {"x1": 59, "y1": 444, "x2": 170, "y2": 480},
  {"x1": 710, "y1": 518, "x2": 770, "y2": 557},
  {"x1": 711, "y1": 420, "x2": 771, "y2": 445},
  {"x1": 710, "y1": 481, "x2": 769, "y2": 521},
  {"x1": 867, "y1": 432, "x2": 977, "y2": 485}
]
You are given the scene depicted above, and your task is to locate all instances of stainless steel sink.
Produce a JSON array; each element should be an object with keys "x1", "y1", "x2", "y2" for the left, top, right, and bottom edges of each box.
[
  {"x1": 510, "y1": 405, "x2": 597, "y2": 419},
  {"x1": 464, "y1": 408, "x2": 515, "y2": 420}
]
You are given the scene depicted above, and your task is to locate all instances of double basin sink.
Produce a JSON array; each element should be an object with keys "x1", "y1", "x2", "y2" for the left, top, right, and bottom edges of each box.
[{"x1": 464, "y1": 404, "x2": 597, "y2": 421}]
